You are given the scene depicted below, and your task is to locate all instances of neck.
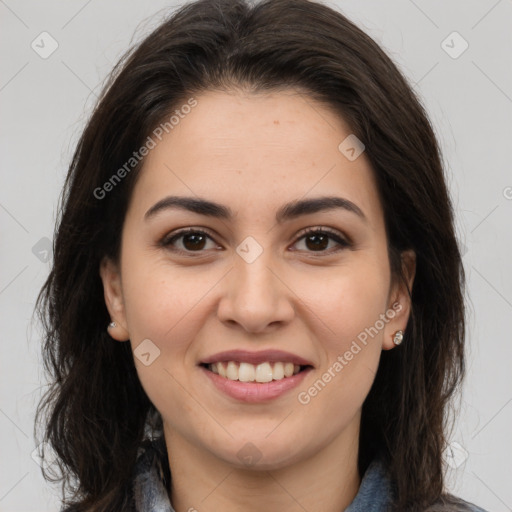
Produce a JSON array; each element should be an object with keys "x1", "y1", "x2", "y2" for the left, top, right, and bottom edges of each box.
[{"x1": 163, "y1": 417, "x2": 361, "y2": 512}]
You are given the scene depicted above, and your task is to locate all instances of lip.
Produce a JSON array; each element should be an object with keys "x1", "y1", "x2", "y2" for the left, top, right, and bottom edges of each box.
[
  {"x1": 200, "y1": 364, "x2": 313, "y2": 403},
  {"x1": 199, "y1": 349, "x2": 314, "y2": 367}
]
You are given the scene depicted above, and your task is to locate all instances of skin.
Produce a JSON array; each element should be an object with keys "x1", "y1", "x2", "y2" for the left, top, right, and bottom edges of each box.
[{"x1": 100, "y1": 88, "x2": 416, "y2": 512}]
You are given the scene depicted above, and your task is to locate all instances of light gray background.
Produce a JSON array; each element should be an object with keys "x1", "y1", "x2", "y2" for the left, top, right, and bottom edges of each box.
[{"x1": 1, "y1": 1, "x2": 511, "y2": 511}]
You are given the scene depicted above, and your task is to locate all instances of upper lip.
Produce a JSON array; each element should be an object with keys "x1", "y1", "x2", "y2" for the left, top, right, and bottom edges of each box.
[{"x1": 200, "y1": 349, "x2": 314, "y2": 367}]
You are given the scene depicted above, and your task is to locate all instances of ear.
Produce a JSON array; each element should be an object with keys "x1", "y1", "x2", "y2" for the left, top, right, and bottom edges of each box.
[
  {"x1": 382, "y1": 249, "x2": 416, "y2": 350},
  {"x1": 99, "y1": 256, "x2": 130, "y2": 341}
]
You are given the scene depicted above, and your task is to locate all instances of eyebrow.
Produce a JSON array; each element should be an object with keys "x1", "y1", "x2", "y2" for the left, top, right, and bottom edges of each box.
[{"x1": 144, "y1": 195, "x2": 367, "y2": 224}]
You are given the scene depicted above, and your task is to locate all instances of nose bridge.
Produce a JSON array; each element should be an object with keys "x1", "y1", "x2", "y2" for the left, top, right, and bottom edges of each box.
[
  {"x1": 217, "y1": 234, "x2": 294, "y2": 331},
  {"x1": 237, "y1": 237, "x2": 275, "y2": 292},
  {"x1": 235, "y1": 233, "x2": 280, "y2": 302}
]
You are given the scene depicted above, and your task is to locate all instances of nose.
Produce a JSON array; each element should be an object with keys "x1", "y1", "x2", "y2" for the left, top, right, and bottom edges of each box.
[{"x1": 216, "y1": 246, "x2": 295, "y2": 333}]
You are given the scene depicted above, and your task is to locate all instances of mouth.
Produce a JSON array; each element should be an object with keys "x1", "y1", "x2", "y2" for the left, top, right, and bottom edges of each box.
[
  {"x1": 199, "y1": 357, "x2": 314, "y2": 403},
  {"x1": 198, "y1": 349, "x2": 314, "y2": 384},
  {"x1": 199, "y1": 361, "x2": 313, "y2": 383}
]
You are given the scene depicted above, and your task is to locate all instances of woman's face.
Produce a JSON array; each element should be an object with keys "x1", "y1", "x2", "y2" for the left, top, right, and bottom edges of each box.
[{"x1": 101, "y1": 88, "x2": 415, "y2": 470}]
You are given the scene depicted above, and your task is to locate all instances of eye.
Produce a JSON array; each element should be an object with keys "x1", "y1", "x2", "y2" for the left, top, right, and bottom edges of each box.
[
  {"x1": 291, "y1": 227, "x2": 351, "y2": 254},
  {"x1": 160, "y1": 226, "x2": 351, "y2": 256},
  {"x1": 160, "y1": 228, "x2": 220, "y2": 255}
]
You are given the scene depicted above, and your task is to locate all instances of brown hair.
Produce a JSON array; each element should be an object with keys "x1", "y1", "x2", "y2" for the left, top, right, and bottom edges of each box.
[{"x1": 34, "y1": 0, "x2": 468, "y2": 510}]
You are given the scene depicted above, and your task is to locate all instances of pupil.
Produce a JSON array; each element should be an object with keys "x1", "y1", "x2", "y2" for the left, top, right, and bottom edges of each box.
[
  {"x1": 181, "y1": 233, "x2": 329, "y2": 251},
  {"x1": 306, "y1": 233, "x2": 328, "y2": 251},
  {"x1": 184, "y1": 233, "x2": 205, "y2": 250}
]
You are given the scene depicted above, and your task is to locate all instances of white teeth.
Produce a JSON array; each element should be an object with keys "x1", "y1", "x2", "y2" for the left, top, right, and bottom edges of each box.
[
  {"x1": 218, "y1": 362, "x2": 227, "y2": 378},
  {"x1": 273, "y1": 361, "x2": 285, "y2": 380},
  {"x1": 284, "y1": 362, "x2": 294, "y2": 377},
  {"x1": 208, "y1": 361, "x2": 303, "y2": 382},
  {"x1": 226, "y1": 361, "x2": 238, "y2": 380},
  {"x1": 255, "y1": 362, "x2": 273, "y2": 383},
  {"x1": 238, "y1": 362, "x2": 255, "y2": 382}
]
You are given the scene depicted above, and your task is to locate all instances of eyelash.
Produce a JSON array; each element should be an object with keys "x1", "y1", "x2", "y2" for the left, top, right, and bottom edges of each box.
[{"x1": 159, "y1": 226, "x2": 351, "y2": 257}]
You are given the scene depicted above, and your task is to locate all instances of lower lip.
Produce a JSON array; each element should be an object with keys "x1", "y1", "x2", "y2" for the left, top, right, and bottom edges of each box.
[{"x1": 200, "y1": 365, "x2": 312, "y2": 403}]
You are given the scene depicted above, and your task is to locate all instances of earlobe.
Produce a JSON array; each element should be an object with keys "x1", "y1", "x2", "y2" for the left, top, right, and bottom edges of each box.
[
  {"x1": 382, "y1": 249, "x2": 416, "y2": 351},
  {"x1": 99, "y1": 256, "x2": 130, "y2": 341}
]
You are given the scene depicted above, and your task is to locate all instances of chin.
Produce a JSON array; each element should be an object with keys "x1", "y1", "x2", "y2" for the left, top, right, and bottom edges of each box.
[{"x1": 215, "y1": 438, "x2": 307, "y2": 471}]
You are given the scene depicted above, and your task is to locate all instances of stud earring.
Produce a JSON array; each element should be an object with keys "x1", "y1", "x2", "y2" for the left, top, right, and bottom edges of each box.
[
  {"x1": 392, "y1": 330, "x2": 404, "y2": 346},
  {"x1": 107, "y1": 320, "x2": 129, "y2": 342}
]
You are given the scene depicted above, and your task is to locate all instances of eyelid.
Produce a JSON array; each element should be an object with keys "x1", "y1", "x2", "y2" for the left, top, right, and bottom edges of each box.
[
  {"x1": 159, "y1": 225, "x2": 351, "y2": 255},
  {"x1": 294, "y1": 226, "x2": 350, "y2": 244},
  {"x1": 159, "y1": 227, "x2": 220, "y2": 253}
]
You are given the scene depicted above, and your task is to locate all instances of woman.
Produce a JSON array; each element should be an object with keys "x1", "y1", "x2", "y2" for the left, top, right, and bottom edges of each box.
[{"x1": 34, "y1": 0, "x2": 488, "y2": 510}]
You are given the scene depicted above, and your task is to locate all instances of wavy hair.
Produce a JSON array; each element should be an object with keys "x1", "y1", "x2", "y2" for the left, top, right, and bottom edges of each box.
[{"x1": 34, "y1": 0, "x2": 468, "y2": 510}]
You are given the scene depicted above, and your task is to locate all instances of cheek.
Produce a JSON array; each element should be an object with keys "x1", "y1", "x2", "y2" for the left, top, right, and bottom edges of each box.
[
  {"x1": 120, "y1": 248, "x2": 202, "y2": 342},
  {"x1": 294, "y1": 267, "x2": 388, "y2": 415},
  {"x1": 294, "y1": 258, "x2": 390, "y2": 347},
  {"x1": 120, "y1": 257, "x2": 203, "y2": 417}
]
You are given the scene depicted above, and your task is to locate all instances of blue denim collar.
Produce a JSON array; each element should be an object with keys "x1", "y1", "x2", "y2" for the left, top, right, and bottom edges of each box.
[{"x1": 131, "y1": 436, "x2": 393, "y2": 512}]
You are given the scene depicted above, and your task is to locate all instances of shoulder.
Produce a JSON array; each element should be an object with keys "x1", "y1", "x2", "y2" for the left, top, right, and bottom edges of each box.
[
  {"x1": 424, "y1": 493, "x2": 488, "y2": 512},
  {"x1": 59, "y1": 437, "x2": 167, "y2": 512},
  {"x1": 357, "y1": 453, "x2": 488, "y2": 512}
]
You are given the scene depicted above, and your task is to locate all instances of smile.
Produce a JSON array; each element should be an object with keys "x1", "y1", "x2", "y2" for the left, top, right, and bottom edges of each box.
[
  {"x1": 203, "y1": 361, "x2": 307, "y2": 382},
  {"x1": 200, "y1": 362, "x2": 313, "y2": 403}
]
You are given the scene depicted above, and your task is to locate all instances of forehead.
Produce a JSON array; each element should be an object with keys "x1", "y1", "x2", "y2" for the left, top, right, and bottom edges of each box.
[{"x1": 127, "y1": 89, "x2": 383, "y2": 229}]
